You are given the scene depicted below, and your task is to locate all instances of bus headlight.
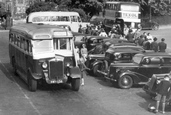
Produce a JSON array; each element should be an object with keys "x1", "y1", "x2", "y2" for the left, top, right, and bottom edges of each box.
[{"x1": 42, "y1": 62, "x2": 48, "y2": 69}]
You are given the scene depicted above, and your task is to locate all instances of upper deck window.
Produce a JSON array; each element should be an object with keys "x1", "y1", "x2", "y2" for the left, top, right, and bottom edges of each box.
[
  {"x1": 53, "y1": 38, "x2": 71, "y2": 50},
  {"x1": 32, "y1": 40, "x2": 53, "y2": 53},
  {"x1": 120, "y1": 4, "x2": 139, "y2": 12}
]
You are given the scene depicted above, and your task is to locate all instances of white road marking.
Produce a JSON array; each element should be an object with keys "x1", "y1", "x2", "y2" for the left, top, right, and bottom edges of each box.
[{"x1": 0, "y1": 60, "x2": 41, "y2": 115}]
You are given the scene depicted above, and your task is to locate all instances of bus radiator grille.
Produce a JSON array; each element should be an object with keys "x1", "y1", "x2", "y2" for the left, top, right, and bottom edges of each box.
[{"x1": 49, "y1": 61, "x2": 64, "y2": 80}]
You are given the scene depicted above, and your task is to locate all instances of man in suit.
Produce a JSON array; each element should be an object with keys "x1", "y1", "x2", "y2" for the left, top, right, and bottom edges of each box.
[{"x1": 158, "y1": 38, "x2": 167, "y2": 52}]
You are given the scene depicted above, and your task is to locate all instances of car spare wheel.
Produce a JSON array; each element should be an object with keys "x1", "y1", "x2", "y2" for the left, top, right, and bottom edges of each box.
[
  {"x1": 118, "y1": 75, "x2": 133, "y2": 89},
  {"x1": 71, "y1": 78, "x2": 80, "y2": 91},
  {"x1": 27, "y1": 73, "x2": 37, "y2": 92}
]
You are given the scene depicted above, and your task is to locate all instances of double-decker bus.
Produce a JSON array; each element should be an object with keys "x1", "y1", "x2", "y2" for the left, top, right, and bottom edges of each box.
[
  {"x1": 103, "y1": 1, "x2": 141, "y2": 32},
  {"x1": 9, "y1": 23, "x2": 81, "y2": 92}
]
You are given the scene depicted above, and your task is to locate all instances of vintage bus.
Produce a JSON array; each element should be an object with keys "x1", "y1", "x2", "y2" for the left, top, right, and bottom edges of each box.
[
  {"x1": 26, "y1": 11, "x2": 85, "y2": 32},
  {"x1": 9, "y1": 23, "x2": 81, "y2": 92},
  {"x1": 103, "y1": 1, "x2": 141, "y2": 32}
]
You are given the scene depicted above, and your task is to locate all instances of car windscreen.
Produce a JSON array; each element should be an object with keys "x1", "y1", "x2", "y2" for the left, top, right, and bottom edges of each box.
[{"x1": 132, "y1": 55, "x2": 143, "y2": 64}]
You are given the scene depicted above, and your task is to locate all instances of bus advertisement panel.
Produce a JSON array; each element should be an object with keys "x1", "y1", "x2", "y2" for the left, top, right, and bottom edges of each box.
[{"x1": 9, "y1": 23, "x2": 81, "y2": 92}]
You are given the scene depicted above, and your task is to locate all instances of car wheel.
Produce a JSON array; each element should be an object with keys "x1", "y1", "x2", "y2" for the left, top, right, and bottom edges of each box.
[
  {"x1": 71, "y1": 78, "x2": 80, "y2": 91},
  {"x1": 152, "y1": 25, "x2": 158, "y2": 30},
  {"x1": 27, "y1": 72, "x2": 37, "y2": 92},
  {"x1": 93, "y1": 64, "x2": 101, "y2": 77},
  {"x1": 118, "y1": 75, "x2": 133, "y2": 89}
]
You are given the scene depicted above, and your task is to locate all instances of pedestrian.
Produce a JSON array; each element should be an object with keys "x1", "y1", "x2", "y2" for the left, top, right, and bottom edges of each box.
[
  {"x1": 154, "y1": 75, "x2": 171, "y2": 113},
  {"x1": 99, "y1": 28, "x2": 108, "y2": 37},
  {"x1": 80, "y1": 44, "x2": 89, "y2": 86},
  {"x1": 143, "y1": 38, "x2": 150, "y2": 50},
  {"x1": 146, "y1": 33, "x2": 153, "y2": 44},
  {"x1": 150, "y1": 37, "x2": 158, "y2": 52},
  {"x1": 78, "y1": 25, "x2": 83, "y2": 33},
  {"x1": 138, "y1": 35, "x2": 145, "y2": 46},
  {"x1": 125, "y1": 29, "x2": 134, "y2": 43},
  {"x1": 158, "y1": 38, "x2": 167, "y2": 52}
]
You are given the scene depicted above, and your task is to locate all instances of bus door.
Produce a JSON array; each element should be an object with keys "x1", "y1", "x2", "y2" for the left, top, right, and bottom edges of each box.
[{"x1": 70, "y1": 15, "x2": 81, "y2": 32}]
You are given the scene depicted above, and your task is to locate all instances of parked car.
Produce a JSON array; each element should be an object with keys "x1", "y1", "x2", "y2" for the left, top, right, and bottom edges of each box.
[
  {"x1": 141, "y1": 19, "x2": 159, "y2": 30},
  {"x1": 86, "y1": 39, "x2": 140, "y2": 76},
  {"x1": 98, "y1": 52, "x2": 171, "y2": 89}
]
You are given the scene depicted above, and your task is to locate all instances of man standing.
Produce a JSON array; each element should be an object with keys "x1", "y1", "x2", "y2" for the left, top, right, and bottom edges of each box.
[
  {"x1": 154, "y1": 75, "x2": 171, "y2": 113},
  {"x1": 150, "y1": 37, "x2": 158, "y2": 52},
  {"x1": 158, "y1": 38, "x2": 167, "y2": 52}
]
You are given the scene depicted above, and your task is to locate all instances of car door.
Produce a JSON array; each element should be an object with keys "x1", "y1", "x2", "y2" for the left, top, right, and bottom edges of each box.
[
  {"x1": 138, "y1": 57, "x2": 161, "y2": 82},
  {"x1": 160, "y1": 57, "x2": 171, "y2": 73}
]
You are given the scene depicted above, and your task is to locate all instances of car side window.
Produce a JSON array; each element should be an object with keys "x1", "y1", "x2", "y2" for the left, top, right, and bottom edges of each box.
[{"x1": 150, "y1": 57, "x2": 161, "y2": 65}]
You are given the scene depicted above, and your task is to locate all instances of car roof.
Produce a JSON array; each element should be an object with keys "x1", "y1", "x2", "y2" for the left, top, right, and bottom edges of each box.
[{"x1": 135, "y1": 52, "x2": 171, "y2": 58}]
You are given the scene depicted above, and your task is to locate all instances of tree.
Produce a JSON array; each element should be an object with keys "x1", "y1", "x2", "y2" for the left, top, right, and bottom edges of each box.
[{"x1": 26, "y1": 1, "x2": 58, "y2": 15}]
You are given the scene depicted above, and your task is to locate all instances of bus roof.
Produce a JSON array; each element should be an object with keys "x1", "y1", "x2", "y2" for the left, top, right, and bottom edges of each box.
[
  {"x1": 10, "y1": 23, "x2": 73, "y2": 39},
  {"x1": 28, "y1": 11, "x2": 79, "y2": 19}
]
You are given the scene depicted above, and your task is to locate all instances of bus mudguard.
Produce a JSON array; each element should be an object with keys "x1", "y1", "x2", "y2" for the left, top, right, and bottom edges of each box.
[
  {"x1": 69, "y1": 67, "x2": 81, "y2": 79},
  {"x1": 119, "y1": 71, "x2": 141, "y2": 84},
  {"x1": 28, "y1": 68, "x2": 42, "y2": 80}
]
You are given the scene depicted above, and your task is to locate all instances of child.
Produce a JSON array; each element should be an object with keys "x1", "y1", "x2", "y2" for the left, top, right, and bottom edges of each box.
[{"x1": 154, "y1": 75, "x2": 171, "y2": 113}]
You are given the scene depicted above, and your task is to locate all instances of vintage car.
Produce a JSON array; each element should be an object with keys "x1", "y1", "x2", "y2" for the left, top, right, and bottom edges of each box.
[
  {"x1": 86, "y1": 39, "x2": 140, "y2": 75},
  {"x1": 98, "y1": 52, "x2": 171, "y2": 89},
  {"x1": 85, "y1": 36, "x2": 109, "y2": 51},
  {"x1": 143, "y1": 73, "x2": 171, "y2": 103},
  {"x1": 73, "y1": 32, "x2": 109, "y2": 51}
]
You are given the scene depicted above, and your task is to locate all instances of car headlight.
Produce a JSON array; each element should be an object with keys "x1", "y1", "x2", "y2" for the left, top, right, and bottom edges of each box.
[
  {"x1": 42, "y1": 62, "x2": 48, "y2": 69},
  {"x1": 114, "y1": 53, "x2": 121, "y2": 59}
]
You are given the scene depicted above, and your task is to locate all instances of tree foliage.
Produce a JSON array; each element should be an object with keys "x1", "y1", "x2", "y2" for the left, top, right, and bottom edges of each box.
[
  {"x1": 26, "y1": 0, "x2": 171, "y2": 21},
  {"x1": 0, "y1": 2, "x2": 7, "y2": 17},
  {"x1": 26, "y1": 1, "x2": 58, "y2": 15}
]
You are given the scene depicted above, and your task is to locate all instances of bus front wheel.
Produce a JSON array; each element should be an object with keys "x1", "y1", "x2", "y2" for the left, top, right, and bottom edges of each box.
[
  {"x1": 71, "y1": 78, "x2": 80, "y2": 91},
  {"x1": 27, "y1": 73, "x2": 37, "y2": 92}
]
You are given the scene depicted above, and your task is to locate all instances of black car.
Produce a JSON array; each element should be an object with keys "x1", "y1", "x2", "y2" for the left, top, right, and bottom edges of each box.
[
  {"x1": 141, "y1": 19, "x2": 159, "y2": 30},
  {"x1": 86, "y1": 36, "x2": 109, "y2": 51},
  {"x1": 98, "y1": 52, "x2": 171, "y2": 89},
  {"x1": 86, "y1": 40, "x2": 142, "y2": 76}
]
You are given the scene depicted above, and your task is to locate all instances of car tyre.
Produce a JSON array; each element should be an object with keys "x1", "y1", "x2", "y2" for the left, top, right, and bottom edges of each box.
[
  {"x1": 27, "y1": 72, "x2": 37, "y2": 92},
  {"x1": 93, "y1": 64, "x2": 101, "y2": 77},
  {"x1": 71, "y1": 78, "x2": 80, "y2": 91},
  {"x1": 118, "y1": 75, "x2": 133, "y2": 89}
]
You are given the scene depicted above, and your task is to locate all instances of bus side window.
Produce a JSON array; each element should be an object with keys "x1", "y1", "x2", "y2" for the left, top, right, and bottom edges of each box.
[
  {"x1": 9, "y1": 33, "x2": 13, "y2": 42},
  {"x1": 28, "y1": 41, "x2": 32, "y2": 53},
  {"x1": 21, "y1": 37, "x2": 24, "y2": 49},
  {"x1": 17, "y1": 36, "x2": 20, "y2": 47},
  {"x1": 24, "y1": 39, "x2": 27, "y2": 51},
  {"x1": 14, "y1": 34, "x2": 17, "y2": 45},
  {"x1": 71, "y1": 16, "x2": 77, "y2": 22},
  {"x1": 78, "y1": 16, "x2": 82, "y2": 22}
]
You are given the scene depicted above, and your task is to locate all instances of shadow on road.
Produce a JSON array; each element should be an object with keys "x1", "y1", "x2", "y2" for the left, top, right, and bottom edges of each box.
[
  {"x1": 137, "y1": 91, "x2": 171, "y2": 113},
  {"x1": 137, "y1": 91, "x2": 155, "y2": 112}
]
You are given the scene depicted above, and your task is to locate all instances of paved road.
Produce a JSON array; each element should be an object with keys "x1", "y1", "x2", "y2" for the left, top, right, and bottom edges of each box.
[{"x1": 0, "y1": 29, "x2": 171, "y2": 115}]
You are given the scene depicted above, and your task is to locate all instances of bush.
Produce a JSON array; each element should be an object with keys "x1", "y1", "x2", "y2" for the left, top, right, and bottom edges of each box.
[{"x1": 152, "y1": 16, "x2": 171, "y2": 25}]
